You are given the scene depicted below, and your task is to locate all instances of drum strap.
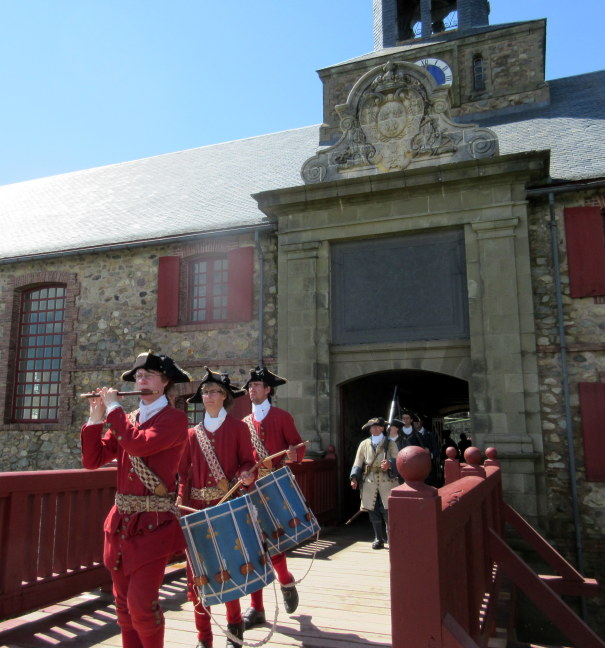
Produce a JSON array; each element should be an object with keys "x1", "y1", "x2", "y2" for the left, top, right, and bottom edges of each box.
[
  {"x1": 125, "y1": 409, "x2": 168, "y2": 497},
  {"x1": 193, "y1": 423, "x2": 229, "y2": 492},
  {"x1": 243, "y1": 414, "x2": 269, "y2": 460}
]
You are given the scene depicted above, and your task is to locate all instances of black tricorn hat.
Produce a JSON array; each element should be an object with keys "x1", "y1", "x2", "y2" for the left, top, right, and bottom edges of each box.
[
  {"x1": 242, "y1": 365, "x2": 287, "y2": 390},
  {"x1": 121, "y1": 351, "x2": 191, "y2": 383},
  {"x1": 187, "y1": 367, "x2": 246, "y2": 404},
  {"x1": 361, "y1": 417, "x2": 386, "y2": 432},
  {"x1": 388, "y1": 418, "x2": 404, "y2": 430}
]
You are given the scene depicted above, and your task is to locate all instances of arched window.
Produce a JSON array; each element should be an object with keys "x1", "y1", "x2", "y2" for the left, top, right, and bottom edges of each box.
[
  {"x1": 1, "y1": 272, "x2": 77, "y2": 431},
  {"x1": 13, "y1": 285, "x2": 66, "y2": 422},
  {"x1": 473, "y1": 55, "x2": 486, "y2": 91}
]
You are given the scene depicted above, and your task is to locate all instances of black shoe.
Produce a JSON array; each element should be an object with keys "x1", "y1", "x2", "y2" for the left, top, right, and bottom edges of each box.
[
  {"x1": 372, "y1": 539, "x2": 384, "y2": 549},
  {"x1": 225, "y1": 622, "x2": 244, "y2": 648},
  {"x1": 281, "y1": 583, "x2": 299, "y2": 614},
  {"x1": 196, "y1": 643, "x2": 211, "y2": 648},
  {"x1": 243, "y1": 606, "x2": 266, "y2": 630}
]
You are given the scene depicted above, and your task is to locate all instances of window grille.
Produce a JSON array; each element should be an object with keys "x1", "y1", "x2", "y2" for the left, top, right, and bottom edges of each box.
[
  {"x1": 190, "y1": 256, "x2": 229, "y2": 323},
  {"x1": 13, "y1": 285, "x2": 65, "y2": 422}
]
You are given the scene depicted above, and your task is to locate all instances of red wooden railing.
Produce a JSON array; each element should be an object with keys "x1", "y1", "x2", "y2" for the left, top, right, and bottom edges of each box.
[
  {"x1": 0, "y1": 468, "x2": 116, "y2": 620},
  {"x1": 389, "y1": 445, "x2": 604, "y2": 648},
  {"x1": 289, "y1": 451, "x2": 338, "y2": 527},
  {"x1": 0, "y1": 455, "x2": 337, "y2": 620}
]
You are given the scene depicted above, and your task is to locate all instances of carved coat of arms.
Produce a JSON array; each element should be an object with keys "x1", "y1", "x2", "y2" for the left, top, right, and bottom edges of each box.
[{"x1": 301, "y1": 60, "x2": 498, "y2": 184}]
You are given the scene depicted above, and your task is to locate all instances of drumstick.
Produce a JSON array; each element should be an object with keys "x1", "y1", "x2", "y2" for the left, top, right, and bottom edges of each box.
[
  {"x1": 178, "y1": 503, "x2": 198, "y2": 513},
  {"x1": 216, "y1": 440, "x2": 310, "y2": 506},
  {"x1": 251, "y1": 440, "x2": 310, "y2": 473},
  {"x1": 217, "y1": 480, "x2": 244, "y2": 505}
]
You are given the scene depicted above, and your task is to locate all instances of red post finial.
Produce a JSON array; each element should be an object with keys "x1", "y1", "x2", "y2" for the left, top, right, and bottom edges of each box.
[
  {"x1": 484, "y1": 446, "x2": 500, "y2": 467},
  {"x1": 463, "y1": 446, "x2": 482, "y2": 466},
  {"x1": 395, "y1": 446, "x2": 437, "y2": 496},
  {"x1": 461, "y1": 446, "x2": 486, "y2": 478}
]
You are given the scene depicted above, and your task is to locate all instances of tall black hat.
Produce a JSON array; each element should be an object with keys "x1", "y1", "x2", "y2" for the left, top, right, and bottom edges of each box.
[
  {"x1": 361, "y1": 417, "x2": 386, "y2": 432},
  {"x1": 187, "y1": 367, "x2": 246, "y2": 404},
  {"x1": 121, "y1": 351, "x2": 191, "y2": 383},
  {"x1": 242, "y1": 366, "x2": 287, "y2": 390}
]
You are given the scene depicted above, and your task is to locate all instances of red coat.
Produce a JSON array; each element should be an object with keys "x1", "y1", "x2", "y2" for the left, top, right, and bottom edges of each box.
[
  {"x1": 81, "y1": 405, "x2": 189, "y2": 575},
  {"x1": 245, "y1": 406, "x2": 305, "y2": 465},
  {"x1": 178, "y1": 415, "x2": 255, "y2": 509}
]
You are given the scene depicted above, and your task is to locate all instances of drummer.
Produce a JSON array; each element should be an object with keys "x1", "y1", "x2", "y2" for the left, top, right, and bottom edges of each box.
[
  {"x1": 177, "y1": 367, "x2": 255, "y2": 648},
  {"x1": 241, "y1": 366, "x2": 306, "y2": 630},
  {"x1": 81, "y1": 351, "x2": 191, "y2": 648}
]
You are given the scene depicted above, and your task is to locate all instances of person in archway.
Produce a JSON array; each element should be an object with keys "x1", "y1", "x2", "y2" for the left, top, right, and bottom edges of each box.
[
  {"x1": 386, "y1": 418, "x2": 405, "y2": 483},
  {"x1": 240, "y1": 366, "x2": 306, "y2": 630},
  {"x1": 457, "y1": 432, "x2": 472, "y2": 461},
  {"x1": 413, "y1": 413, "x2": 439, "y2": 485},
  {"x1": 439, "y1": 428, "x2": 459, "y2": 468},
  {"x1": 350, "y1": 417, "x2": 400, "y2": 549},
  {"x1": 391, "y1": 411, "x2": 427, "y2": 480}
]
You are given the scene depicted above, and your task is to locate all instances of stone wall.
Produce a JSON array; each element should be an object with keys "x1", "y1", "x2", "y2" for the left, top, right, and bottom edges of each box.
[
  {"x1": 528, "y1": 189, "x2": 605, "y2": 634},
  {"x1": 0, "y1": 232, "x2": 279, "y2": 472},
  {"x1": 454, "y1": 20, "x2": 549, "y2": 116}
]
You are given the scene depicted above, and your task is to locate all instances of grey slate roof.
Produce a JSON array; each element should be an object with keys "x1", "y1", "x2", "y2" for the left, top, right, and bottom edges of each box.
[
  {"x1": 476, "y1": 70, "x2": 605, "y2": 182},
  {"x1": 0, "y1": 70, "x2": 603, "y2": 261}
]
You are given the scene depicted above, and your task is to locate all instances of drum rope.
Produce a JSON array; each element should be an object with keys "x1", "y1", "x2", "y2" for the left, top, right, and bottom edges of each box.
[
  {"x1": 273, "y1": 475, "x2": 303, "y2": 543},
  {"x1": 256, "y1": 487, "x2": 281, "y2": 531},
  {"x1": 281, "y1": 529, "x2": 321, "y2": 588}
]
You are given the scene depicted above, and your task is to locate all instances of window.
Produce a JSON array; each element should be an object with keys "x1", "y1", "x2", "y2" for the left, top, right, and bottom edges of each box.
[
  {"x1": 13, "y1": 285, "x2": 65, "y2": 422},
  {"x1": 157, "y1": 247, "x2": 255, "y2": 327},
  {"x1": 190, "y1": 256, "x2": 229, "y2": 322},
  {"x1": 472, "y1": 55, "x2": 485, "y2": 91},
  {"x1": 187, "y1": 400, "x2": 205, "y2": 426},
  {"x1": 564, "y1": 207, "x2": 605, "y2": 297}
]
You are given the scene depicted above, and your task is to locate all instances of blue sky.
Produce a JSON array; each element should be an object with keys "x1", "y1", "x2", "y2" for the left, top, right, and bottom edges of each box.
[{"x1": 0, "y1": 0, "x2": 603, "y2": 186}]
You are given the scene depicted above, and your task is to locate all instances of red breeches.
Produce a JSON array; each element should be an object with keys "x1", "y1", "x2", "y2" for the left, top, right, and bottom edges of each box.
[{"x1": 111, "y1": 554, "x2": 169, "y2": 648}]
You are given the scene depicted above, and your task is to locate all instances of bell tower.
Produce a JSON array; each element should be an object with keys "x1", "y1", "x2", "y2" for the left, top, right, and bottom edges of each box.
[{"x1": 374, "y1": 0, "x2": 490, "y2": 49}]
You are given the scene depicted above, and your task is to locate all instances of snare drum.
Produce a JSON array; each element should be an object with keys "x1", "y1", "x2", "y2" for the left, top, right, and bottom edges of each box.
[
  {"x1": 248, "y1": 466, "x2": 320, "y2": 556},
  {"x1": 179, "y1": 494, "x2": 274, "y2": 606}
]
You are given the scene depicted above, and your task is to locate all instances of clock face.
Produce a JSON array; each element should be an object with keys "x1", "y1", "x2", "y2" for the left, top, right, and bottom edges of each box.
[{"x1": 414, "y1": 58, "x2": 453, "y2": 86}]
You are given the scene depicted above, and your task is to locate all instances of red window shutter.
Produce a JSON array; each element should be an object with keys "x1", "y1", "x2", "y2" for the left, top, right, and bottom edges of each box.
[
  {"x1": 227, "y1": 247, "x2": 254, "y2": 322},
  {"x1": 157, "y1": 256, "x2": 180, "y2": 327},
  {"x1": 563, "y1": 207, "x2": 605, "y2": 297},
  {"x1": 578, "y1": 382, "x2": 605, "y2": 481}
]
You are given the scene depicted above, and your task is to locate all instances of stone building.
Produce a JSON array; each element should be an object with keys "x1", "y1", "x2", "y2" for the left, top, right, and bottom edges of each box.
[{"x1": 0, "y1": 0, "x2": 604, "y2": 628}]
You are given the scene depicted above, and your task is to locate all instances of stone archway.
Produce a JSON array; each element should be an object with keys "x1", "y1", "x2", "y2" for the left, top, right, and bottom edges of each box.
[{"x1": 339, "y1": 368, "x2": 469, "y2": 519}]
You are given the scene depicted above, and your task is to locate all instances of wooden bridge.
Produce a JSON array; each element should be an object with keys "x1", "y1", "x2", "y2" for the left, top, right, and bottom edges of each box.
[
  {"x1": 0, "y1": 522, "x2": 391, "y2": 648},
  {"x1": 1, "y1": 447, "x2": 603, "y2": 648}
]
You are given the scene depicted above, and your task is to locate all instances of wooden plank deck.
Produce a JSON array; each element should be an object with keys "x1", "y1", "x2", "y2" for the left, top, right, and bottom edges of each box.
[{"x1": 0, "y1": 521, "x2": 392, "y2": 648}]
